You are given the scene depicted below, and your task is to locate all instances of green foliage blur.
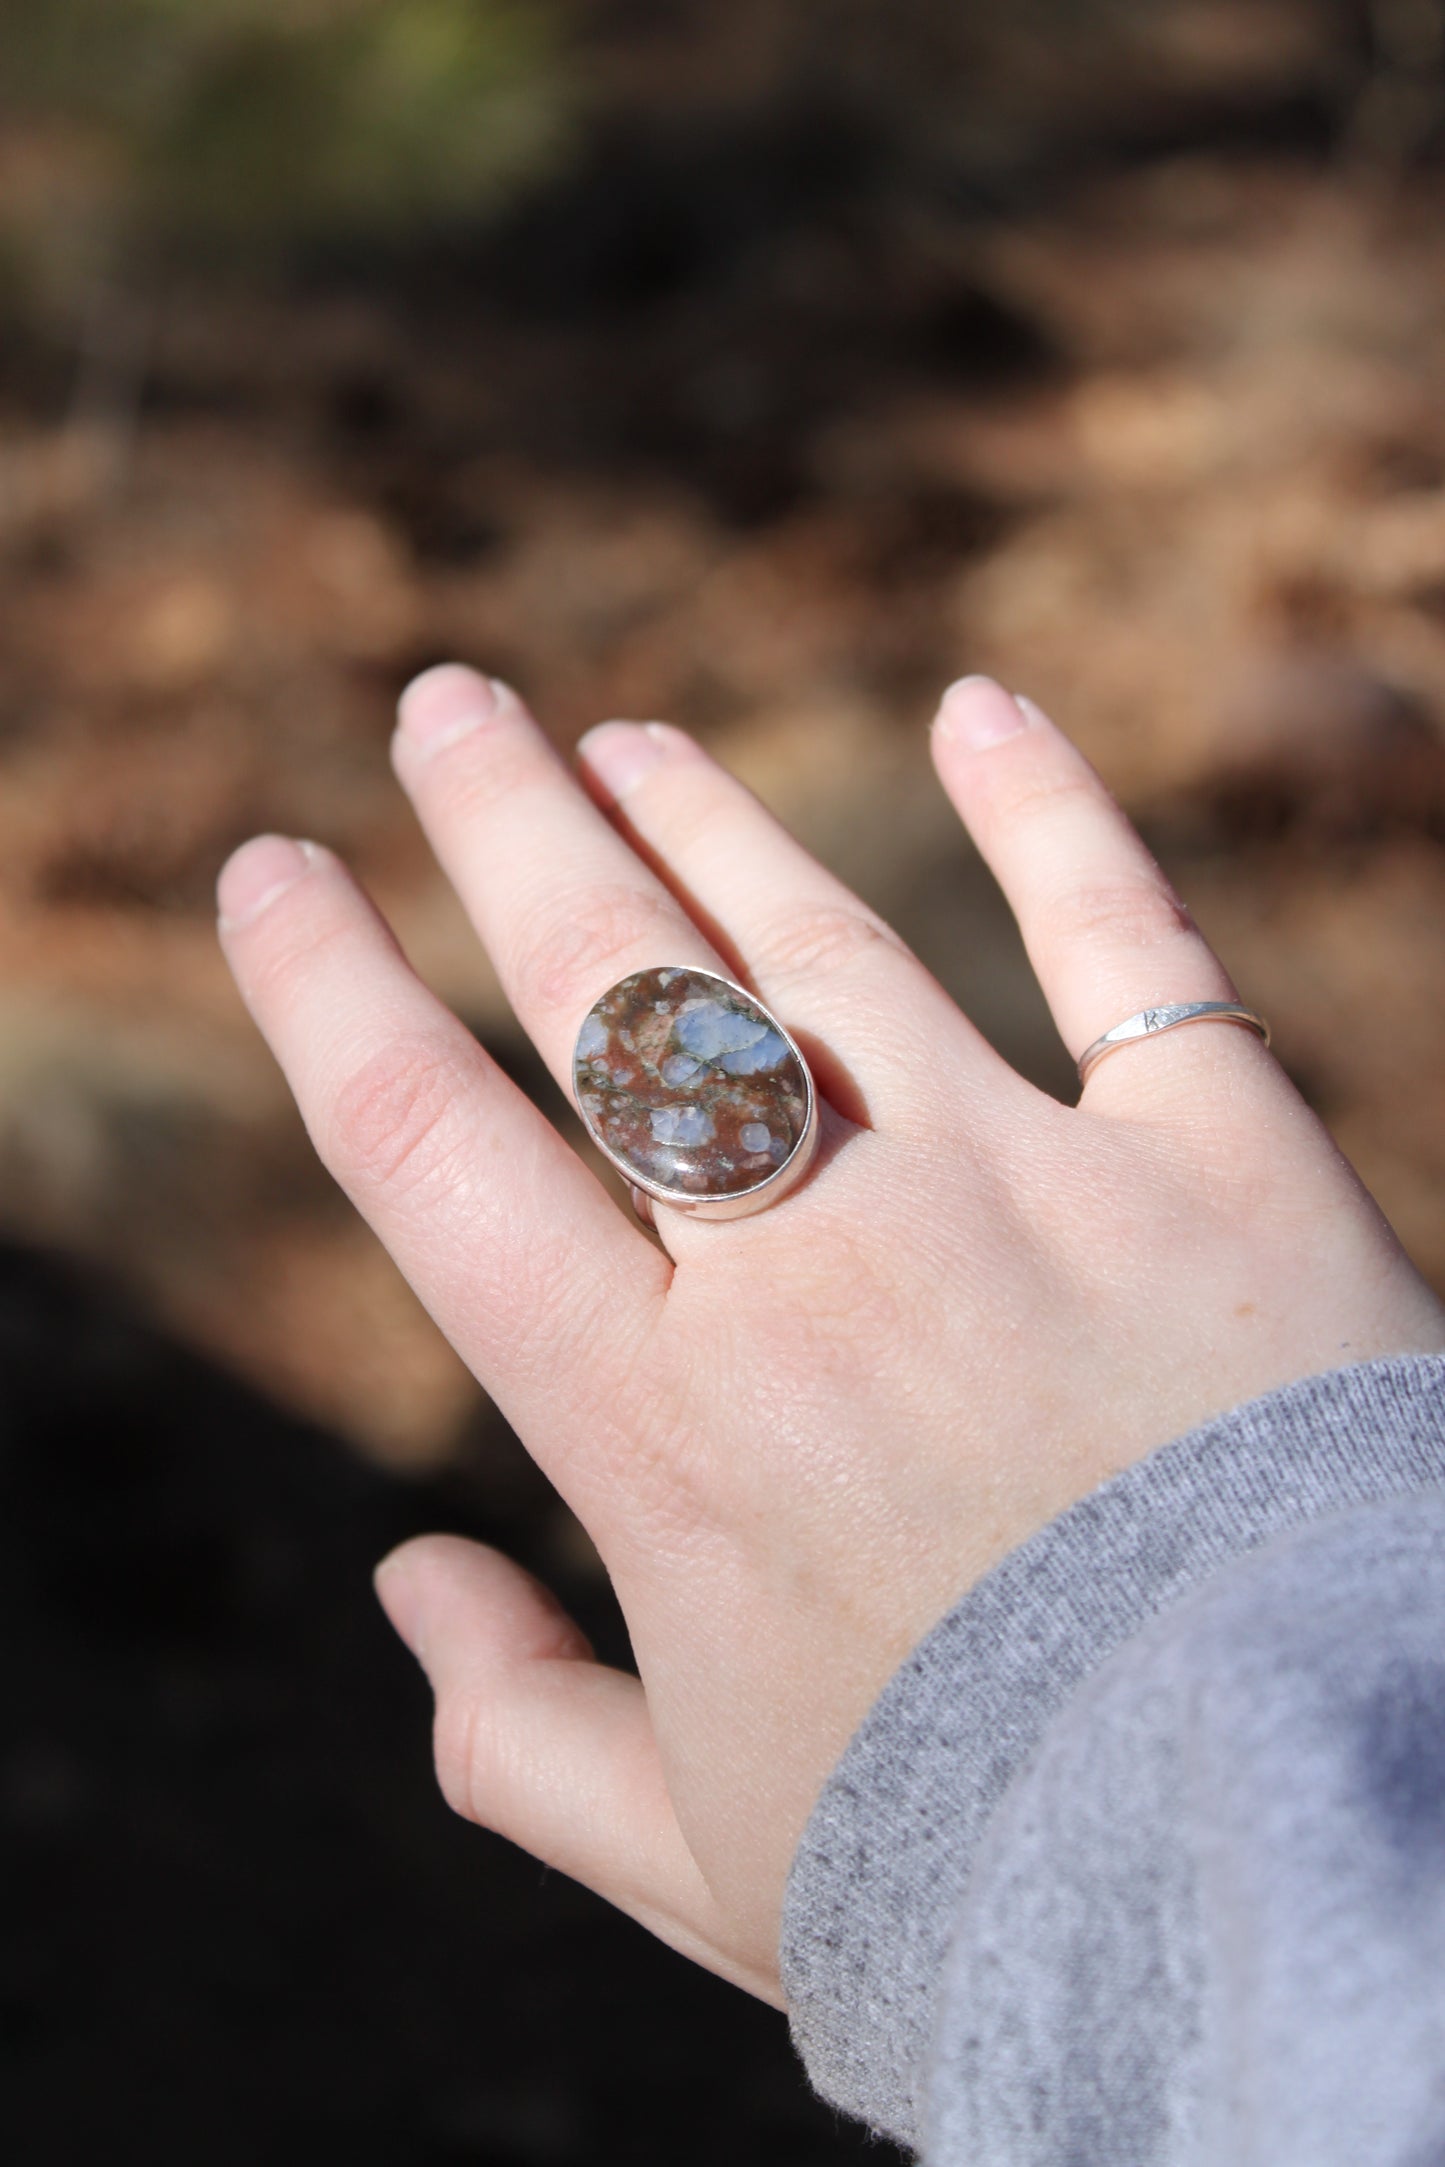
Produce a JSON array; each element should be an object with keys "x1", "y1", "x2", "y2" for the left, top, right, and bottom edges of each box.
[{"x1": 0, "y1": 0, "x2": 573, "y2": 264}]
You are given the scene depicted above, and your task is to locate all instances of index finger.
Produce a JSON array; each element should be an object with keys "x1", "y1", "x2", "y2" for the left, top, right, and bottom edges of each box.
[{"x1": 216, "y1": 832, "x2": 670, "y2": 1473}]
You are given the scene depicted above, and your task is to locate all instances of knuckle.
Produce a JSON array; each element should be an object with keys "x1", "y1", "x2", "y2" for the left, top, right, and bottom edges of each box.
[
  {"x1": 432, "y1": 1692, "x2": 490, "y2": 1826},
  {"x1": 439, "y1": 726, "x2": 541, "y2": 810},
  {"x1": 996, "y1": 765, "x2": 1098, "y2": 828},
  {"x1": 244, "y1": 908, "x2": 354, "y2": 1017},
  {"x1": 750, "y1": 905, "x2": 903, "y2": 984},
  {"x1": 786, "y1": 1217, "x2": 915, "y2": 1352},
  {"x1": 508, "y1": 882, "x2": 681, "y2": 1016},
  {"x1": 324, "y1": 1034, "x2": 475, "y2": 1199},
  {"x1": 638, "y1": 766, "x2": 718, "y2": 853},
  {"x1": 1049, "y1": 877, "x2": 1196, "y2": 953}
]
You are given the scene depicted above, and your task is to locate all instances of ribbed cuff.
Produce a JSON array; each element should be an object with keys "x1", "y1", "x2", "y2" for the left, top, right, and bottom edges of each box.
[{"x1": 779, "y1": 1354, "x2": 1445, "y2": 2151}]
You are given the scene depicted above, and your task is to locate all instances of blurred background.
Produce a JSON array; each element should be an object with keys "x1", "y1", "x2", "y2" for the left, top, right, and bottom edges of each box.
[{"x1": 2, "y1": 1, "x2": 1443, "y2": 2159}]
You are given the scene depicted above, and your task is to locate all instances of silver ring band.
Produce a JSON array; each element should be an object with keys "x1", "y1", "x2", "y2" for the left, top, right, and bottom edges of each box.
[{"x1": 1077, "y1": 1001, "x2": 1270, "y2": 1085}]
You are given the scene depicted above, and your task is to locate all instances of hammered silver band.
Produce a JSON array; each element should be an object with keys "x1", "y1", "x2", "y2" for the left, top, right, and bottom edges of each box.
[{"x1": 1077, "y1": 1001, "x2": 1270, "y2": 1085}]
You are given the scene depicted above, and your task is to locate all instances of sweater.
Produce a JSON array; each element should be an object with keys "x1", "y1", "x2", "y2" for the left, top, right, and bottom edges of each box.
[{"x1": 781, "y1": 1355, "x2": 1445, "y2": 2164}]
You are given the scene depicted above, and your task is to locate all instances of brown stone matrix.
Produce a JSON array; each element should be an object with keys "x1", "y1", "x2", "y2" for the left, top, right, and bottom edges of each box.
[{"x1": 573, "y1": 967, "x2": 809, "y2": 1198}]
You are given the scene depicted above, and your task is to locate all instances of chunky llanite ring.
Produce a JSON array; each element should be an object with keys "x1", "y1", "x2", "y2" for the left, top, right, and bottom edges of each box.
[
  {"x1": 572, "y1": 966, "x2": 820, "y2": 1222},
  {"x1": 1077, "y1": 1000, "x2": 1271, "y2": 1085}
]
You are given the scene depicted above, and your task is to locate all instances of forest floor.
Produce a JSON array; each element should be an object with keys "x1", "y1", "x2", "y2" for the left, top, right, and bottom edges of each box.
[{"x1": 3, "y1": 117, "x2": 1442, "y2": 1470}]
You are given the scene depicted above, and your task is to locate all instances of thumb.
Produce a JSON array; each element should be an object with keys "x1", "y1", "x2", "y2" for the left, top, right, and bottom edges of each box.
[{"x1": 373, "y1": 1534, "x2": 780, "y2": 2003}]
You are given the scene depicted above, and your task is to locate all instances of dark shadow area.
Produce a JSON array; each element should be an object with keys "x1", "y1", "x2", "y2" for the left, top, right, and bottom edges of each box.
[{"x1": 0, "y1": 1241, "x2": 900, "y2": 2166}]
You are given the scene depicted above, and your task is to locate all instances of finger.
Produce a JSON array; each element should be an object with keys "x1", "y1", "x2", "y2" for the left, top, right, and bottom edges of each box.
[
  {"x1": 930, "y1": 679, "x2": 1274, "y2": 1096},
  {"x1": 375, "y1": 1535, "x2": 778, "y2": 2002},
  {"x1": 216, "y1": 833, "x2": 668, "y2": 1459},
  {"x1": 390, "y1": 667, "x2": 733, "y2": 1100},
  {"x1": 575, "y1": 720, "x2": 1009, "y2": 1115}
]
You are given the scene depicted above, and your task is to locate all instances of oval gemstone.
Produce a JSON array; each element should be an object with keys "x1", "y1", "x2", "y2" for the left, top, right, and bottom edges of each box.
[{"x1": 572, "y1": 967, "x2": 811, "y2": 1199}]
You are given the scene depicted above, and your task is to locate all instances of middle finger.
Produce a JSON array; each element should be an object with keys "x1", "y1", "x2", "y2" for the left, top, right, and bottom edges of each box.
[{"x1": 576, "y1": 719, "x2": 1007, "y2": 1117}]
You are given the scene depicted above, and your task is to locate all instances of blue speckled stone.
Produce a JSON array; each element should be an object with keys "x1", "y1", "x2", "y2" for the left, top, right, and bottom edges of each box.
[{"x1": 573, "y1": 967, "x2": 810, "y2": 1199}]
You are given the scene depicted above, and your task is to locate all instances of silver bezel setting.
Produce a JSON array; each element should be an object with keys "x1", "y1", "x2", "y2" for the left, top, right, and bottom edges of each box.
[{"x1": 571, "y1": 965, "x2": 820, "y2": 1222}]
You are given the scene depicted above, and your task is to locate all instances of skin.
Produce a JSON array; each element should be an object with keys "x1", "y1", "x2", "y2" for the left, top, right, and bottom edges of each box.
[{"x1": 216, "y1": 669, "x2": 1445, "y2": 2007}]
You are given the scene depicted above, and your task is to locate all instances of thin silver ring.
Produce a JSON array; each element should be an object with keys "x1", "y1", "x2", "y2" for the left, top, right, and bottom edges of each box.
[{"x1": 1077, "y1": 1001, "x2": 1270, "y2": 1085}]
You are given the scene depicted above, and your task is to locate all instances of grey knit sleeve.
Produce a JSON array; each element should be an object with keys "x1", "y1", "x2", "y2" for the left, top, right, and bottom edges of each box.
[{"x1": 779, "y1": 1354, "x2": 1445, "y2": 2160}]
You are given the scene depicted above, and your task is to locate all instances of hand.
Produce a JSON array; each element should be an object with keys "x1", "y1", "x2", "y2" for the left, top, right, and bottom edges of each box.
[{"x1": 216, "y1": 669, "x2": 1445, "y2": 2005}]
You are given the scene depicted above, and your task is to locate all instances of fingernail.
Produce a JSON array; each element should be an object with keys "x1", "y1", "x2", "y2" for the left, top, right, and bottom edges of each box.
[
  {"x1": 216, "y1": 834, "x2": 315, "y2": 930},
  {"x1": 397, "y1": 664, "x2": 501, "y2": 756},
  {"x1": 374, "y1": 1554, "x2": 426, "y2": 1663},
  {"x1": 576, "y1": 719, "x2": 668, "y2": 799},
  {"x1": 935, "y1": 676, "x2": 1030, "y2": 750}
]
